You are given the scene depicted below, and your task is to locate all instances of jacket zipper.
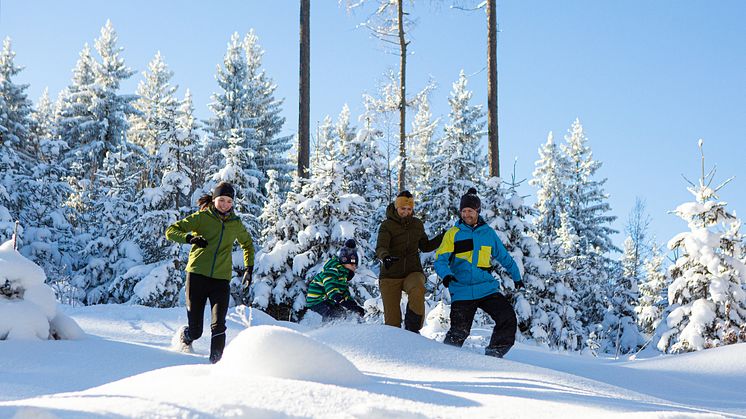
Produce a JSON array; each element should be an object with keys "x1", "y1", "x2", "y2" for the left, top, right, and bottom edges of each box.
[{"x1": 210, "y1": 215, "x2": 226, "y2": 278}]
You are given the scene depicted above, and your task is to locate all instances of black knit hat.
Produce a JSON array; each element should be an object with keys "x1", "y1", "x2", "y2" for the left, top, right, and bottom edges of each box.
[
  {"x1": 213, "y1": 182, "x2": 235, "y2": 199},
  {"x1": 459, "y1": 187, "x2": 481, "y2": 212},
  {"x1": 338, "y1": 239, "x2": 358, "y2": 266}
]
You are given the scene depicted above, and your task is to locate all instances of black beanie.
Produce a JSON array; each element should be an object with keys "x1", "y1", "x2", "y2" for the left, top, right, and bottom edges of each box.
[
  {"x1": 338, "y1": 239, "x2": 358, "y2": 266},
  {"x1": 213, "y1": 182, "x2": 235, "y2": 199},
  {"x1": 459, "y1": 187, "x2": 481, "y2": 212}
]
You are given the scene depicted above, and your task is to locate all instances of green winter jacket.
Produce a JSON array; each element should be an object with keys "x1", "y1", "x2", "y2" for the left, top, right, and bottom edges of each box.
[
  {"x1": 306, "y1": 257, "x2": 354, "y2": 308},
  {"x1": 165, "y1": 206, "x2": 254, "y2": 280},
  {"x1": 375, "y1": 203, "x2": 444, "y2": 279}
]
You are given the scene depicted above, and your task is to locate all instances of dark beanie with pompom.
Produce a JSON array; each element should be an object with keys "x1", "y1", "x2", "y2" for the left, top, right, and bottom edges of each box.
[
  {"x1": 459, "y1": 187, "x2": 481, "y2": 212},
  {"x1": 338, "y1": 239, "x2": 358, "y2": 266}
]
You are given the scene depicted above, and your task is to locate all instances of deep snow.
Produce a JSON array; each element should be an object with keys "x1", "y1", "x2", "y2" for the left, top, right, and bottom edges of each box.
[{"x1": 1, "y1": 304, "x2": 744, "y2": 418}]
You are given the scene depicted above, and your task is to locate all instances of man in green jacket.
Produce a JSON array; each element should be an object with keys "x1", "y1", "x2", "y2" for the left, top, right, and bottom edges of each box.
[
  {"x1": 306, "y1": 239, "x2": 365, "y2": 322},
  {"x1": 376, "y1": 191, "x2": 444, "y2": 332},
  {"x1": 165, "y1": 182, "x2": 254, "y2": 363}
]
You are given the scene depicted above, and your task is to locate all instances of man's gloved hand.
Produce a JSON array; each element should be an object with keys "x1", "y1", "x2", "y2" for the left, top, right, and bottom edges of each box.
[
  {"x1": 442, "y1": 275, "x2": 457, "y2": 288},
  {"x1": 382, "y1": 256, "x2": 400, "y2": 269},
  {"x1": 514, "y1": 280, "x2": 525, "y2": 290},
  {"x1": 331, "y1": 293, "x2": 345, "y2": 304},
  {"x1": 186, "y1": 234, "x2": 208, "y2": 248},
  {"x1": 341, "y1": 299, "x2": 365, "y2": 317},
  {"x1": 242, "y1": 266, "x2": 254, "y2": 288}
]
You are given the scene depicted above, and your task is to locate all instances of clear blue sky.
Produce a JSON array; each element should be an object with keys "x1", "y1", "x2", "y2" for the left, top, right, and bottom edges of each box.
[{"x1": 2, "y1": 0, "x2": 745, "y2": 255}]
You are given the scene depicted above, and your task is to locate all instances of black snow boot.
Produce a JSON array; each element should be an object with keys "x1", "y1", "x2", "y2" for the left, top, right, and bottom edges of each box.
[
  {"x1": 209, "y1": 331, "x2": 226, "y2": 364},
  {"x1": 485, "y1": 345, "x2": 511, "y2": 359},
  {"x1": 209, "y1": 350, "x2": 223, "y2": 364},
  {"x1": 404, "y1": 307, "x2": 423, "y2": 334}
]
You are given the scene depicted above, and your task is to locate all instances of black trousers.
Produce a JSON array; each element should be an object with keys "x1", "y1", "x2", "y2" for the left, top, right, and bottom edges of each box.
[
  {"x1": 444, "y1": 292, "x2": 517, "y2": 354},
  {"x1": 185, "y1": 272, "x2": 230, "y2": 359}
]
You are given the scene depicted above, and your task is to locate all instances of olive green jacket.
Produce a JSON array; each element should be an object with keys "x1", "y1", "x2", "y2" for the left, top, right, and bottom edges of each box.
[
  {"x1": 165, "y1": 206, "x2": 254, "y2": 280},
  {"x1": 375, "y1": 203, "x2": 444, "y2": 279}
]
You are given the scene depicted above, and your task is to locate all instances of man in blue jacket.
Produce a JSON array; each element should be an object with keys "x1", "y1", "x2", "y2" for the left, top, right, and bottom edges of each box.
[{"x1": 434, "y1": 188, "x2": 524, "y2": 358}]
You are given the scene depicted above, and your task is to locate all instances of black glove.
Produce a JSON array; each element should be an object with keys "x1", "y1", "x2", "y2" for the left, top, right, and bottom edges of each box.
[
  {"x1": 442, "y1": 275, "x2": 457, "y2": 288},
  {"x1": 242, "y1": 266, "x2": 254, "y2": 288},
  {"x1": 331, "y1": 293, "x2": 345, "y2": 304},
  {"x1": 341, "y1": 299, "x2": 365, "y2": 316},
  {"x1": 382, "y1": 256, "x2": 400, "y2": 269},
  {"x1": 514, "y1": 280, "x2": 525, "y2": 290},
  {"x1": 186, "y1": 234, "x2": 208, "y2": 248}
]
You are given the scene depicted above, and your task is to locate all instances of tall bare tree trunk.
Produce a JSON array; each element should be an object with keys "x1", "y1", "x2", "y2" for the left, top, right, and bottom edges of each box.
[
  {"x1": 487, "y1": 0, "x2": 500, "y2": 177},
  {"x1": 298, "y1": 0, "x2": 311, "y2": 178},
  {"x1": 397, "y1": 0, "x2": 407, "y2": 191}
]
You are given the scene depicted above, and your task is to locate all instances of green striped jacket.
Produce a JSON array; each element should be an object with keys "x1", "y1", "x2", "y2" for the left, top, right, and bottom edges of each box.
[{"x1": 306, "y1": 257, "x2": 354, "y2": 307}]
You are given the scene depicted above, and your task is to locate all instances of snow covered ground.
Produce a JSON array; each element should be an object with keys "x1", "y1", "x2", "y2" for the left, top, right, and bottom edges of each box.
[{"x1": 1, "y1": 304, "x2": 744, "y2": 418}]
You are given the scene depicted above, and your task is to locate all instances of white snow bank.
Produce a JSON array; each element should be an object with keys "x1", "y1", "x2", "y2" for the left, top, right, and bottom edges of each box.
[
  {"x1": 216, "y1": 325, "x2": 368, "y2": 386},
  {"x1": 0, "y1": 240, "x2": 83, "y2": 340}
]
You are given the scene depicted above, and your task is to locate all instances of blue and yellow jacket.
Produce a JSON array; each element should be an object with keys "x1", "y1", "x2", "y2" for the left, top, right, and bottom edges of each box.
[{"x1": 434, "y1": 217, "x2": 521, "y2": 302}]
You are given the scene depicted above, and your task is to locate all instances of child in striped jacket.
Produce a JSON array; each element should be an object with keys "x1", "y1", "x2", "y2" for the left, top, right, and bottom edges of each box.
[{"x1": 305, "y1": 239, "x2": 365, "y2": 322}]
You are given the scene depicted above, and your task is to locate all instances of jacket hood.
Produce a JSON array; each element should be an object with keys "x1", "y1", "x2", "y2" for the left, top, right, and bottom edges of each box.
[
  {"x1": 386, "y1": 202, "x2": 415, "y2": 224},
  {"x1": 386, "y1": 203, "x2": 401, "y2": 222}
]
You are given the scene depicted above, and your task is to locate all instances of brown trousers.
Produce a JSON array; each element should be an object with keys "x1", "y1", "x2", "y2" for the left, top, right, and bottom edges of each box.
[{"x1": 379, "y1": 272, "x2": 426, "y2": 328}]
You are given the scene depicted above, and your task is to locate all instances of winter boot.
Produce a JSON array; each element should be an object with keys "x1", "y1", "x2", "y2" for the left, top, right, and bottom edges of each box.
[
  {"x1": 485, "y1": 345, "x2": 511, "y2": 359},
  {"x1": 209, "y1": 331, "x2": 226, "y2": 364},
  {"x1": 404, "y1": 307, "x2": 423, "y2": 334},
  {"x1": 172, "y1": 325, "x2": 194, "y2": 353},
  {"x1": 209, "y1": 350, "x2": 223, "y2": 364}
]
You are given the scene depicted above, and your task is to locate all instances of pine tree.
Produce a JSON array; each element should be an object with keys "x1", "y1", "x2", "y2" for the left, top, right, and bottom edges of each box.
[
  {"x1": 336, "y1": 105, "x2": 388, "y2": 260},
  {"x1": 259, "y1": 170, "x2": 283, "y2": 247},
  {"x1": 110, "y1": 153, "x2": 190, "y2": 307},
  {"x1": 175, "y1": 89, "x2": 202, "y2": 202},
  {"x1": 561, "y1": 119, "x2": 618, "y2": 256},
  {"x1": 71, "y1": 144, "x2": 145, "y2": 304},
  {"x1": 60, "y1": 22, "x2": 138, "y2": 178},
  {"x1": 658, "y1": 141, "x2": 746, "y2": 353},
  {"x1": 407, "y1": 93, "x2": 438, "y2": 198},
  {"x1": 420, "y1": 71, "x2": 485, "y2": 233},
  {"x1": 128, "y1": 52, "x2": 179, "y2": 190},
  {"x1": 243, "y1": 31, "x2": 293, "y2": 194},
  {"x1": 530, "y1": 131, "x2": 569, "y2": 247},
  {"x1": 57, "y1": 43, "x2": 99, "y2": 177},
  {"x1": 253, "y1": 154, "x2": 369, "y2": 319},
  {"x1": 0, "y1": 37, "x2": 33, "y2": 159},
  {"x1": 636, "y1": 242, "x2": 668, "y2": 336},
  {"x1": 599, "y1": 237, "x2": 644, "y2": 355},
  {"x1": 489, "y1": 174, "x2": 585, "y2": 350},
  {"x1": 94, "y1": 20, "x2": 138, "y2": 152},
  {"x1": 204, "y1": 32, "x2": 255, "y2": 177},
  {"x1": 560, "y1": 119, "x2": 618, "y2": 332},
  {"x1": 29, "y1": 89, "x2": 56, "y2": 160},
  {"x1": 203, "y1": 33, "x2": 265, "y2": 232},
  {"x1": 0, "y1": 37, "x2": 33, "y2": 241}
]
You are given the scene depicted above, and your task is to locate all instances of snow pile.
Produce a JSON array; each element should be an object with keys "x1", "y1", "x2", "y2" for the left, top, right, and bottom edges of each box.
[
  {"x1": 216, "y1": 325, "x2": 368, "y2": 386},
  {"x1": 0, "y1": 240, "x2": 83, "y2": 340}
]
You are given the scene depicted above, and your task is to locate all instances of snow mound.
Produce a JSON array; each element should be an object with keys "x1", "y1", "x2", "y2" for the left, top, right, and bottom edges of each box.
[
  {"x1": 216, "y1": 325, "x2": 368, "y2": 386},
  {"x1": 310, "y1": 324, "x2": 497, "y2": 370},
  {"x1": 0, "y1": 240, "x2": 83, "y2": 340},
  {"x1": 226, "y1": 305, "x2": 309, "y2": 333}
]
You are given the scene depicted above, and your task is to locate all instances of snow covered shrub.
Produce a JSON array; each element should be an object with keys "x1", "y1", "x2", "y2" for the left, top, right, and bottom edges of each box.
[{"x1": 0, "y1": 240, "x2": 83, "y2": 340}]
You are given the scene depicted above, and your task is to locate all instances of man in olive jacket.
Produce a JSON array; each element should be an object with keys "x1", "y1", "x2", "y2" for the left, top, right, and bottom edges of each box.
[{"x1": 376, "y1": 191, "x2": 444, "y2": 332}]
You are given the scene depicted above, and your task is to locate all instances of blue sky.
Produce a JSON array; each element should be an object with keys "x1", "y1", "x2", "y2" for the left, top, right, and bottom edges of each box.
[{"x1": 2, "y1": 0, "x2": 745, "y2": 254}]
